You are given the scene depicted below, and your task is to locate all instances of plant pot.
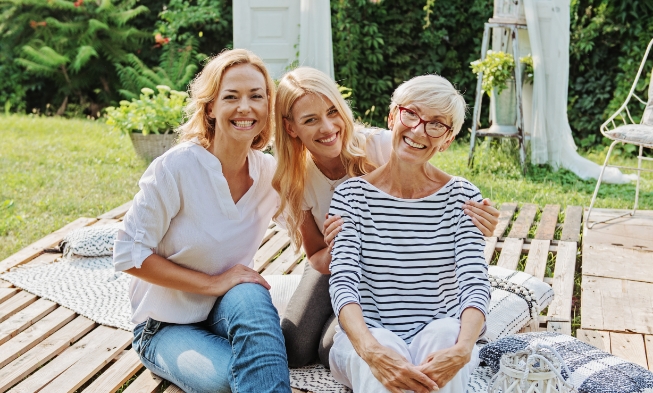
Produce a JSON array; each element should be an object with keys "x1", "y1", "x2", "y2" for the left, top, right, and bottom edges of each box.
[
  {"x1": 129, "y1": 132, "x2": 177, "y2": 161},
  {"x1": 489, "y1": 79, "x2": 518, "y2": 135}
]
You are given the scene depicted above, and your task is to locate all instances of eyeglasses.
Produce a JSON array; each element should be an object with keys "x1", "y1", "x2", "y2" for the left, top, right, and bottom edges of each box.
[{"x1": 397, "y1": 106, "x2": 452, "y2": 138}]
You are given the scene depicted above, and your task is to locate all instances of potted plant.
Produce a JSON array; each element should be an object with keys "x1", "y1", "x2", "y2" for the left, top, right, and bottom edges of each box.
[
  {"x1": 471, "y1": 50, "x2": 516, "y2": 134},
  {"x1": 105, "y1": 85, "x2": 189, "y2": 160},
  {"x1": 471, "y1": 51, "x2": 533, "y2": 135}
]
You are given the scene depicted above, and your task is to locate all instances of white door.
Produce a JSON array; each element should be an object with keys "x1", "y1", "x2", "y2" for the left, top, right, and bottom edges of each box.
[{"x1": 233, "y1": 0, "x2": 301, "y2": 79}]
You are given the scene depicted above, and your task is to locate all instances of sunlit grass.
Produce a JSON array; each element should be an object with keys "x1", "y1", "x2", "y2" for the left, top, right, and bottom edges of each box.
[{"x1": 0, "y1": 114, "x2": 148, "y2": 261}]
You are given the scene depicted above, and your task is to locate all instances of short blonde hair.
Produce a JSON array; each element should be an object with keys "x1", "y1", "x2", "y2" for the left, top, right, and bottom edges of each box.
[
  {"x1": 389, "y1": 75, "x2": 466, "y2": 136},
  {"x1": 272, "y1": 67, "x2": 375, "y2": 250},
  {"x1": 178, "y1": 49, "x2": 276, "y2": 150}
]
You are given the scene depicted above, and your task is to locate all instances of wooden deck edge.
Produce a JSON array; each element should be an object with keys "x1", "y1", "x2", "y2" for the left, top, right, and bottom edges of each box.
[{"x1": 97, "y1": 201, "x2": 133, "y2": 220}]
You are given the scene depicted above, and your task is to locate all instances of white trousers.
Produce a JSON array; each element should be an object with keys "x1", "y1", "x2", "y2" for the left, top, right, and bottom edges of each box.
[{"x1": 329, "y1": 318, "x2": 479, "y2": 393}]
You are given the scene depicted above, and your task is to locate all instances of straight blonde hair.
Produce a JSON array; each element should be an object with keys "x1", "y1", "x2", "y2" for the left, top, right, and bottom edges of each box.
[
  {"x1": 178, "y1": 49, "x2": 276, "y2": 150},
  {"x1": 272, "y1": 67, "x2": 376, "y2": 250}
]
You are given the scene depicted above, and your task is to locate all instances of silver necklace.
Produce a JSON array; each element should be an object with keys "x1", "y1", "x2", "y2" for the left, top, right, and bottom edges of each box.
[{"x1": 312, "y1": 157, "x2": 346, "y2": 191}]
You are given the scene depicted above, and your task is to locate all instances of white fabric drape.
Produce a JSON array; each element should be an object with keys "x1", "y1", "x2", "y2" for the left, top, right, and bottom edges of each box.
[
  {"x1": 299, "y1": 0, "x2": 334, "y2": 79},
  {"x1": 523, "y1": 0, "x2": 634, "y2": 183}
]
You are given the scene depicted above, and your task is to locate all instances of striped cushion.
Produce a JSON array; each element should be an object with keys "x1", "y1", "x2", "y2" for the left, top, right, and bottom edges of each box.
[
  {"x1": 479, "y1": 332, "x2": 653, "y2": 393},
  {"x1": 485, "y1": 266, "x2": 554, "y2": 342}
]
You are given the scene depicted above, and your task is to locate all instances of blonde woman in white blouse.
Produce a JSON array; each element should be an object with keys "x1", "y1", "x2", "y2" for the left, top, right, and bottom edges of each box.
[{"x1": 113, "y1": 49, "x2": 290, "y2": 393}]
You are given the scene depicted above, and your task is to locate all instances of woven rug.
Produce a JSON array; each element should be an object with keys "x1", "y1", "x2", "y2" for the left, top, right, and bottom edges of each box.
[
  {"x1": 1, "y1": 255, "x2": 134, "y2": 330},
  {"x1": 288, "y1": 364, "x2": 494, "y2": 393}
]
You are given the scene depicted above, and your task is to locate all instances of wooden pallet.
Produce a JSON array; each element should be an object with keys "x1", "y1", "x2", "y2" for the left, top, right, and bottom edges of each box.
[
  {"x1": 0, "y1": 201, "x2": 306, "y2": 393},
  {"x1": 486, "y1": 203, "x2": 582, "y2": 336},
  {"x1": 0, "y1": 202, "x2": 582, "y2": 392}
]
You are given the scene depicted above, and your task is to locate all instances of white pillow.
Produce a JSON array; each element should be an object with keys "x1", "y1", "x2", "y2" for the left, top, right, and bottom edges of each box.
[
  {"x1": 55, "y1": 223, "x2": 122, "y2": 257},
  {"x1": 265, "y1": 275, "x2": 302, "y2": 318},
  {"x1": 485, "y1": 265, "x2": 554, "y2": 342}
]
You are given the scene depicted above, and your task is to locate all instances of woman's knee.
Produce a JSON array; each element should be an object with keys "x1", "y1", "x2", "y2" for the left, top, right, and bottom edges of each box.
[
  {"x1": 215, "y1": 283, "x2": 280, "y2": 324},
  {"x1": 418, "y1": 318, "x2": 461, "y2": 350}
]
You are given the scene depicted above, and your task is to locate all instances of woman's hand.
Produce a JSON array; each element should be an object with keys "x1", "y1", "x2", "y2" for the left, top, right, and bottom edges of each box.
[
  {"x1": 417, "y1": 344, "x2": 471, "y2": 389},
  {"x1": 463, "y1": 198, "x2": 499, "y2": 237},
  {"x1": 208, "y1": 264, "x2": 270, "y2": 297},
  {"x1": 322, "y1": 214, "x2": 343, "y2": 254},
  {"x1": 362, "y1": 344, "x2": 438, "y2": 393}
]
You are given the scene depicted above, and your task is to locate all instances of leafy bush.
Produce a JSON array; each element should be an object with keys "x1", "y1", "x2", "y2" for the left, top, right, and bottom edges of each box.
[
  {"x1": 105, "y1": 85, "x2": 189, "y2": 134},
  {"x1": 6, "y1": 0, "x2": 151, "y2": 115},
  {"x1": 470, "y1": 50, "x2": 515, "y2": 96}
]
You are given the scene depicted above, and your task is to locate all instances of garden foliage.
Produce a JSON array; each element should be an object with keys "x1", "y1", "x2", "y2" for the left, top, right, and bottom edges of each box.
[{"x1": 1, "y1": 0, "x2": 652, "y2": 150}]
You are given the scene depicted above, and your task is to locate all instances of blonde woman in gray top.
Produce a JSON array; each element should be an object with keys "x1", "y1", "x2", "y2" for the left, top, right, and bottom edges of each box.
[{"x1": 271, "y1": 67, "x2": 499, "y2": 367}]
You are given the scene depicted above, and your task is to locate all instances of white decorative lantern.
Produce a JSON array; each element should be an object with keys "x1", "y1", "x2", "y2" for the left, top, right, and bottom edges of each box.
[
  {"x1": 492, "y1": 0, "x2": 527, "y2": 24},
  {"x1": 489, "y1": 344, "x2": 577, "y2": 393}
]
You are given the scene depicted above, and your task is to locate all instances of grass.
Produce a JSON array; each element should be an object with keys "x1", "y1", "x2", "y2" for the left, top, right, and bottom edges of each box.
[
  {"x1": 1, "y1": 114, "x2": 651, "y2": 263},
  {"x1": 0, "y1": 114, "x2": 148, "y2": 261}
]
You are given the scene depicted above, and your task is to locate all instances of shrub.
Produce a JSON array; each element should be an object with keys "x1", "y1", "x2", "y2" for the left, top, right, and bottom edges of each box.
[{"x1": 105, "y1": 85, "x2": 189, "y2": 134}]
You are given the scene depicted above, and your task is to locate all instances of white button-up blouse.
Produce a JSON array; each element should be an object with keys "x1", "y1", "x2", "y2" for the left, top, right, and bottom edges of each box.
[{"x1": 113, "y1": 140, "x2": 279, "y2": 325}]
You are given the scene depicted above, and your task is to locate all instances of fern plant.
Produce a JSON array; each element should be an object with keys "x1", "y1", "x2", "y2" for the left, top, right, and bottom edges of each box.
[
  {"x1": 116, "y1": 37, "x2": 205, "y2": 99},
  {"x1": 9, "y1": 0, "x2": 150, "y2": 115}
]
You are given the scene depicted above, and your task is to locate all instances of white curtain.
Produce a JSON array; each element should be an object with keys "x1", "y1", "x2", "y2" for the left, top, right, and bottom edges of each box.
[
  {"x1": 523, "y1": 0, "x2": 634, "y2": 183},
  {"x1": 299, "y1": 0, "x2": 334, "y2": 79}
]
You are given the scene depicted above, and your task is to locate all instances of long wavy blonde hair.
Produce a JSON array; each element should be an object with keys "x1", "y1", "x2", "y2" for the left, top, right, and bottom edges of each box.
[
  {"x1": 272, "y1": 67, "x2": 376, "y2": 250},
  {"x1": 177, "y1": 49, "x2": 276, "y2": 150}
]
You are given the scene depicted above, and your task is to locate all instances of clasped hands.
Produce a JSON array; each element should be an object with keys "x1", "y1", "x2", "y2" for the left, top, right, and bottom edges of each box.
[{"x1": 362, "y1": 343, "x2": 472, "y2": 393}]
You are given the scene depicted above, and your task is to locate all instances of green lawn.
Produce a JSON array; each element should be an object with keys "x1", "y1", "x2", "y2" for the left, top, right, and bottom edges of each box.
[
  {"x1": 1, "y1": 114, "x2": 651, "y2": 261},
  {"x1": 0, "y1": 115, "x2": 148, "y2": 261}
]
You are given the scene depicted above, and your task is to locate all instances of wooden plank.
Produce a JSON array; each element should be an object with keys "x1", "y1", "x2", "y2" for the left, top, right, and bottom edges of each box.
[
  {"x1": 524, "y1": 239, "x2": 549, "y2": 281},
  {"x1": 534, "y1": 204, "x2": 560, "y2": 240},
  {"x1": 121, "y1": 370, "x2": 163, "y2": 393},
  {"x1": 547, "y1": 321, "x2": 571, "y2": 336},
  {"x1": 0, "y1": 280, "x2": 13, "y2": 288},
  {"x1": 484, "y1": 237, "x2": 498, "y2": 265},
  {"x1": 10, "y1": 325, "x2": 121, "y2": 393},
  {"x1": 41, "y1": 328, "x2": 132, "y2": 392},
  {"x1": 0, "y1": 316, "x2": 95, "y2": 392},
  {"x1": 0, "y1": 307, "x2": 76, "y2": 369},
  {"x1": 585, "y1": 208, "x2": 653, "y2": 227},
  {"x1": 80, "y1": 349, "x2": 143, "y2": 393},
  {"x1": 290, "y1": 259, "x2": 306, "y2": 276},
  {"x1": 584, "y1": 222, "x2": 653, "y2": 251},
  {"x1": 41, "y1": 327, "x2": 131, "y2": 393},
  {"x1": 496, "y1": 237, "x2": 524, "y2": 270},
  {"x1": 259, "y1": 227, "x2": 278, "y2": 247},
  {"x1": 21, "y1": 252, "x2": 60, "y2": 268},
  {"x1": 645, "y1": 336, "x2": 653, "y2": 371},
  {"x1": 493, "y1": 202, "x2": 517, "y2": 238},
  {"x1": 0, "y1": 299, "x2": 57, "y2": 346},
  {"x1": 93, "y1": 218, "x2": 120, "y2": 227},
  {"x1": 610, "y1": 332, "x2": 648, "y2": 368},
  {"x1": 0, "y1": 217, "x2": 98, "y2": 273},
  {"x1": 507, "y1": 204, "x2": 538, "y2": 239},
  {"x1": 576, "y1": 329, "x2": 611, "y2": 351},
  {"x1": 582, "y1": 243, "x2": 653, "y2": 283},
  {"x1": 547, "y1": 241, "x2": 577, "y2": 321},
  {"x1": 560, "y1": 206, "x2": 583, "y2": 243},
  {"x1": 0, "y1": 292, "x2": 38, "y2": 323},
  {"x1": 0, "y1": 288, "x2": 18, "y2": 305},
  {"x1": 262, "y1": 246, "x2": 303, "y2": 276},
  {"x1": 163, "y1": 385, "x2": 184, "y2": 393},
  {"x1": 253, "y1": 231, "x2": 291, "y2": 272},
  {"x1": 581, "y1": 275, "x2": 653, "y2": 334},
  {"x1": 97, "y1": 201, "x2": 133, "y2": 219}
]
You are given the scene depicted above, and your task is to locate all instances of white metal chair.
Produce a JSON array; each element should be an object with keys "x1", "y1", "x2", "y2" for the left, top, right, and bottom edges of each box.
[{"x1": 586, "y1": 38, "x2": 653, "y2": 229}]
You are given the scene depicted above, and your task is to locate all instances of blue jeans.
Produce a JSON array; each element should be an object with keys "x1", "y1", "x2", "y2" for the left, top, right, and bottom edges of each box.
[{"x1": 132, "y1": 283, "x2": 291, "y2": 393}]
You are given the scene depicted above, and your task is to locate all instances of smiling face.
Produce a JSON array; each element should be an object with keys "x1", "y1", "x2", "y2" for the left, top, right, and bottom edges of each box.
[
  {"x1": 283, "y1": 93, "x2": 346, "y2": 161},
  {"x1": 207, "y1": 63, "x2": 268, "y2": 146},
  {"x1": 388, "y1": 102, "x2": 455, "y2": 165}
]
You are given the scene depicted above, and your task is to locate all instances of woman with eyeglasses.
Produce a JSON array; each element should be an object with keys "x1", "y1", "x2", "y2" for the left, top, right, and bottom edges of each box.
[
  {"x1": 272, "y1": 67, "x2": 498, "y2": 368},
  {"x1": 328, "y1": 74, "x2": 489, "y2": 393}
]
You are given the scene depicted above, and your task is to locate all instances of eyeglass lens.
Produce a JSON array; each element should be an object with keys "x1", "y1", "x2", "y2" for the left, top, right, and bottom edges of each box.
[{"x1": 400, "y1": 109, "x2": 448, "y2": 137}]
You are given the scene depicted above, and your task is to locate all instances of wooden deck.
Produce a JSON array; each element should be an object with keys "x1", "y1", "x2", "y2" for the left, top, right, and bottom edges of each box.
[
  {"x1": 0, "y1": 201, "x2": 630, "y2": 392},
  {"x1": 577, "y1": 208, "x2": 653, "y2": 370}
]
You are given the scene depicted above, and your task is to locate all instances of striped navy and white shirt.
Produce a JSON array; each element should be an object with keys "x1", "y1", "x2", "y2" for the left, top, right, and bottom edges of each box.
[{"x1": 328, "y1": 177, "x2": 490, "y2": 344}]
